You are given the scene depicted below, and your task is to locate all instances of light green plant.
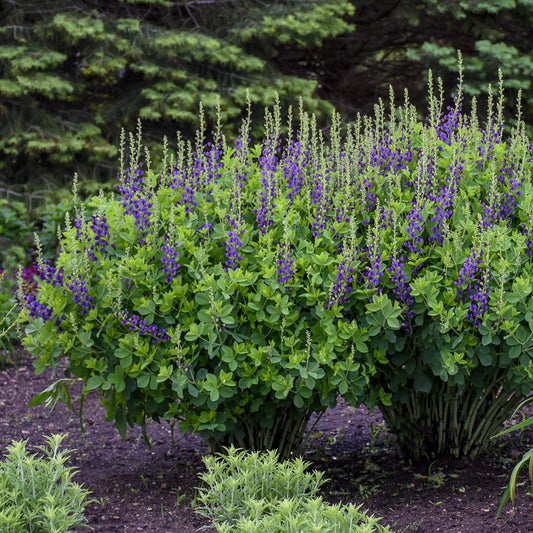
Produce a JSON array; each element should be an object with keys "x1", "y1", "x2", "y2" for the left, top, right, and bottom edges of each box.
[
  {"x1": 0, "y1": 433, "x2": 97, "y2": 532},
  {"x1": 195, "y1": 446, "x2": 393, "y2": 533}
]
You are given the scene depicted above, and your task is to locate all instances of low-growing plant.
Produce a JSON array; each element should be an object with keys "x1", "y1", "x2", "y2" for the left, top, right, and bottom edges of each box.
[
  {"x1": 0, "y1": 433, "x2": 96, "y2": 532},
  {"x1": 195, "y1": 446, "x2": 392, "y2": 533},
  {"x1": 492, "y1": 397, "x2": 533, "y2": 516}
]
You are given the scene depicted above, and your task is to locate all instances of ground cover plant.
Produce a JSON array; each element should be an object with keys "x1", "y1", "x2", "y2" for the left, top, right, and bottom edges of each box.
[
  {"x1": 20, "y1": 61, "x2": 533, "y2": 465},
  {"x1": 196, "y1": 445, "x2": 392, "y2": 532},
  {"x1": 0, "y1": 433, "x2": 95, "y2": 532}
]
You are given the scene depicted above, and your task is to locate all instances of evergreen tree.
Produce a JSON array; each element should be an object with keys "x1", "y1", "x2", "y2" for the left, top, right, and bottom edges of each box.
[
  {"x1": 304, "y1": 0, "x2": 533, "y2": 125},
  {"x1": 0, "y1": 0, "x2": 354, "y2": 186}
]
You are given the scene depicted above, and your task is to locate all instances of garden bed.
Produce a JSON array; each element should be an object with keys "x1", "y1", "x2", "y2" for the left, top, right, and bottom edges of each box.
[{"x1": 1, "y1": 352, "x2": 532, "y2": 532}]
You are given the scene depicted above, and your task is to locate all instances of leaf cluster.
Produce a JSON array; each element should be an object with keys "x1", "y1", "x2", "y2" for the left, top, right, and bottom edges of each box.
[
  {"x1": 195, "y1": 446, "x2": 392, "y2": 533},
  {"x1": 0, "y1": 433, "x2": 97, "y2": 532}
]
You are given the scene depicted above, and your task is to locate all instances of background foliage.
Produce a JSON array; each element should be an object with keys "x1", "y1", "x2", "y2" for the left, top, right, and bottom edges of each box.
[
  {"x1": 4, "y1": 1, "x2": 533, "y2": 190},
  {"x1": 0, "y1": 0, "x2": 352, "y2": 187}
]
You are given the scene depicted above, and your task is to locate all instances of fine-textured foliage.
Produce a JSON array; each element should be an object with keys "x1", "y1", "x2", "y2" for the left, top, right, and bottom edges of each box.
[
  {"x1": 0, "y1": 0, "x2": 353, "y2": 186},
  {"x1": 0, "y1": 434, "x2": 96, "y2": 532},
  {"x1": 195, "y1": 446, "x2": 392, "y2": 533}
]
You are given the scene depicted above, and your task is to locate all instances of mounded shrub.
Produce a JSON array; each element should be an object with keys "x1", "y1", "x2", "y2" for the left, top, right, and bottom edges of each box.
[{"x1": 22, "y1": 63, "x2": 533, "y2": 459}]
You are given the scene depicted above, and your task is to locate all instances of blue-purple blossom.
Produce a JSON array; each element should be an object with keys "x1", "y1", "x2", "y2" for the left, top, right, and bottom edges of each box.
[
  {"x1": 277, "y1": 241, "x2": 295, "y2": 285},
  {"x1": 429, "y1": 187, "x2": 455, "y2": 245},
  {"x1": 223, "y1": 218, "x2": 245, "y2": 271},
  {"x1": 467, "y1": 274, "x2": 491, "y2": 327},
  {"x1": 161, "y1": 232, "x2": 180, "y2": 283},
  {"x1": 326, "y1": 256, "x2": 355, "y2": 308},
  {"x1": 387, "y1": 254, "x2": 414, "y2": 331},
  {"x1": 522, "y1": 213, "x2": 533, "y2": 256},
  {"x1": 88, "y1": 213, "x2": 111, "y2": 260},
  {"x1": 118, "y1": 310, "x2": 170, "y2": 343},
  {"x1": 454, "y1": 249, "x2": 491, "y2": 326},
  {"x1": 197, "y1": 222, "x2": 213, "y2": 241},
  {"x1": 437, "y1": 97, "x2": 462, "y2": 145},
  {"x1": 404, "y1": 204, "x2": 425, "y2": 254},
  {"x1": 38, "y1": 259, "x2": 64, "y2": 287},
  {"x1": 116, "y1": 162, "x2": 153, "y2": 238},
  {"x1": 18, "y1": 292, "x2": 62, "y2": 328},
  {"x1": 283, "y1": 140, "x2": 308, "y2": 205},
  {"x1": 65, "y1": 275, "x2": 95, "y2": 315},
  {"x1": 253, "y1": 141, "x2": 278, "y2": 234}
]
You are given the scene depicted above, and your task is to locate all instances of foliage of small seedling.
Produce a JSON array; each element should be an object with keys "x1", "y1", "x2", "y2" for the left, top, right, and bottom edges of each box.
[
  {"x1": 195, "y1": 446, "x2": 393, "y2": 532},
  {"x1": 0, "y1": 433, "x2": 97, "y2": 532},
  {"x1": 413, "y1": 461, "x2": 446, "y2": 490}
]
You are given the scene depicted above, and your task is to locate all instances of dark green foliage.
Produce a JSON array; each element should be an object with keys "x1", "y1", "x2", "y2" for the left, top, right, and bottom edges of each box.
[
  {"x1": 0, "y1": 0, "x2": 353, "y2": 186},
  {"x1": 310, "y1": 1, "x2": 533, "y2": 129}
]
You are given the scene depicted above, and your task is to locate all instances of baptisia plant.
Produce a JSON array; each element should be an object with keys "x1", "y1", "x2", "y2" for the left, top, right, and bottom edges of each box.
[
  {"x1": 344, "y1": 63, "x2": 533, "y2": 459},
  {"x1": 21, "y1": 102, "x2": 382, "y2": 459},
  {"x1": 22, "y1": 60, "x2": 533, "y2": 460}
]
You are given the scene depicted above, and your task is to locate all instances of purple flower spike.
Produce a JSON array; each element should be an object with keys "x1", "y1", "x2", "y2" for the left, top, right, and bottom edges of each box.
[
  {"x1": 65, "y1": 275, "x2": 95, "y2": 316},
  {"x1": 116, "y1": 162, "x2": 153, "y2": 240},
  {"x1": 161, "y1": 231, "x2": 180, "y2": 283},
  {"x1": 88, "y1": 213, "x2": 111, "y2": 260},
  {"x1": 223, "y1": 218, "x2": 245, "y2": 271},
  {"x1": 277, "y1": 240, "x2": 295, "y2": 285},
  {"x1": 117, "y1": 310, "x2": 170, "y2": 343},
  {"x1": 326, "y1": 257, "x2": 355, "y2": 309}
]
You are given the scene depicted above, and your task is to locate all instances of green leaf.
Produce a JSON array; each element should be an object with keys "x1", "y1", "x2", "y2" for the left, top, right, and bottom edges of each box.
[
  {"x1": 115, "y1": 408, "x2": 127, "y2": 440},
  {"x1": 87, "y1": 375, "x2": 104, "y2": 390},
  {"x1": 481, "y1": 334, "x2": 492, "y2": 346},
  {"x1": 293, "y1": 393, "x2": 304, "y2": 409},
  {"x1": 137, "y1": 373, "x2": 150, "y2": 388},
  {"x1": 138, "y1": 300, "x2": 156, "y2": 315},
  {"x1": 509, "y1": 345, "x2": 522, "y2": 359},
  {"x1": 414, "y1": 373, "x2": 432, "y2": 393},
  {"x1": 78, "y1": 329, "x2": 94, "y2": 347}
]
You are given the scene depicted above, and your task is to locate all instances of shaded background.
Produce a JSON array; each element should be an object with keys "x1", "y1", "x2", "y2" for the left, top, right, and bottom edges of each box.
[{"x1": 0, "y1": 0, "x2": 531, "y2": 189}]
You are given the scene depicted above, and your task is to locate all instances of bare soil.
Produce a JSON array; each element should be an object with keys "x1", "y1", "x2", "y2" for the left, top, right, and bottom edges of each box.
[{"x1": 1, "y1": 351, "x2": 533, "y2": 532}]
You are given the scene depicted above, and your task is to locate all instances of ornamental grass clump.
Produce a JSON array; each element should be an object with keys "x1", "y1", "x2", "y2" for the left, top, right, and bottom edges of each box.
[{"x1": 21, "y1": 59, "x2": 533, "y2": 460}]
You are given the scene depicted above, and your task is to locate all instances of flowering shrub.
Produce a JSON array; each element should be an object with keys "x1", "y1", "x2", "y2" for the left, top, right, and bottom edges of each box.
[
  {"x1": 22, "y1": 66, "x2": 533, "y2": 459},
  {"x1": 22, "y1": 112, "x2": 380, "y2": 458}
]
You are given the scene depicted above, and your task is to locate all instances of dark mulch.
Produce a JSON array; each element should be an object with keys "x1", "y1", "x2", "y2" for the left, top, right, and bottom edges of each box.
[{"x1": 1, "y1": 352, "x2": 533, "y2": 532}]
